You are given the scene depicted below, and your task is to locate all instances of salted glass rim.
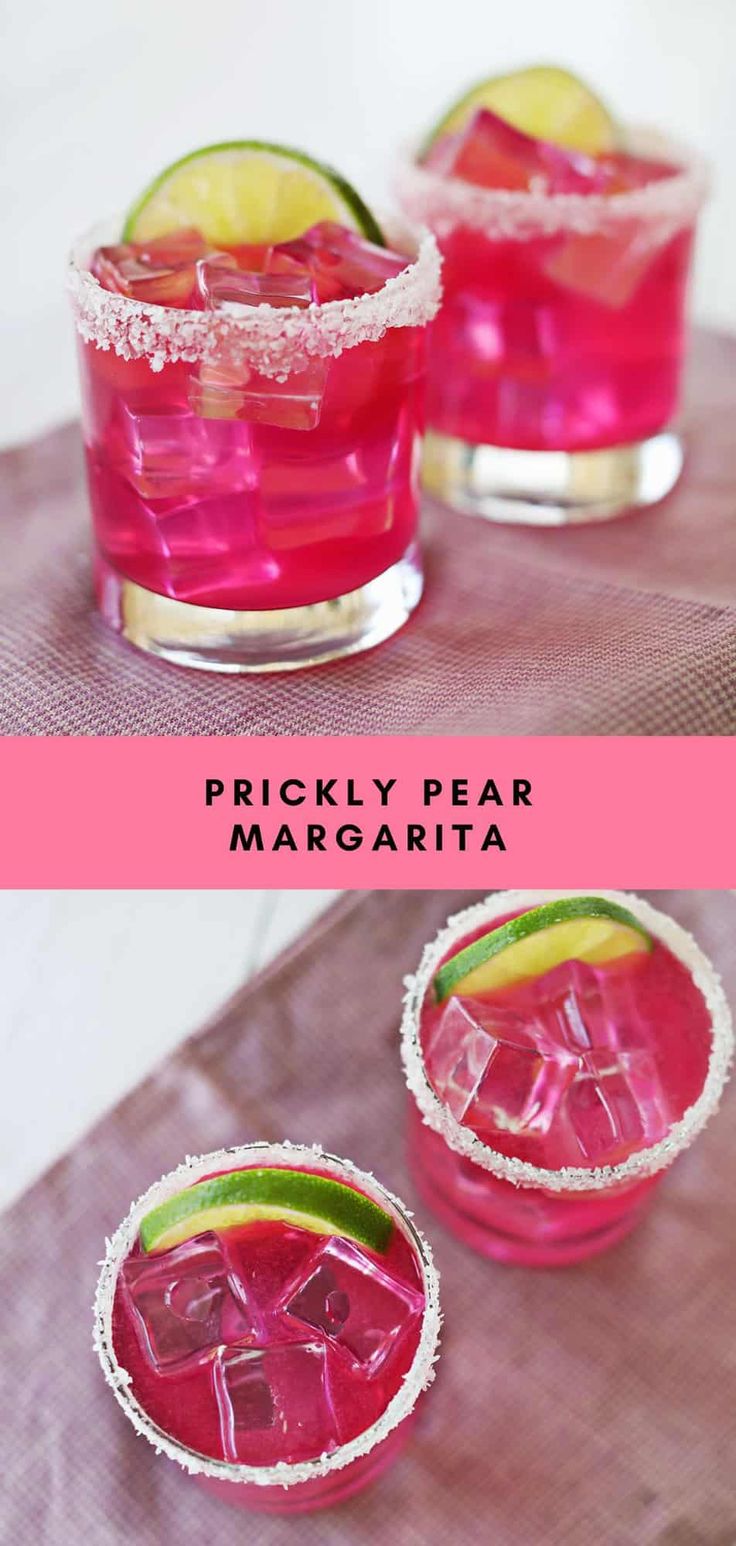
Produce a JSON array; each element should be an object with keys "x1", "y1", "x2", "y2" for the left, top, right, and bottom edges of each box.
[
  {"x1": 401, "y1": 889, "x2": 733, "y2": 1194},
  {"x1": 395, "y1": 128, "x2": 709, "y2": 239},
  {"x1": 67, "y1": 216, "x2": 441, "y2": 379},
  {"x1": 94, "y1": 1140, "x2": 441, "y2": 1489}
]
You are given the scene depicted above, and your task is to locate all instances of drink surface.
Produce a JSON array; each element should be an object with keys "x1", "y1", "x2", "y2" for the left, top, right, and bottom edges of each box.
[
  {"x1": 112, "y1": 1166, "x2": 424, "y2": 1467},
  {"x1": 421, "y1": 911, "x2": 712, "y2": 1170},
  {"x1": 80, "y1": 225, "x2": 425, "y2": 609},
  {"x1": 416, "y1": 108, "x2": 695, "y2": 452}
]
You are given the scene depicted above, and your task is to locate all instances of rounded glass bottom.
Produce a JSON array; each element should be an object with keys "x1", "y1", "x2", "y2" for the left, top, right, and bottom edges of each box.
[
  {"x1": 422, "y1": 428, "x2": 683, "y2": 526},
  {"x1": 95, "y1": 542, "x2": 423, "y2": 674},
  {"x1": 409, "y1": 1106, "x2": 660, "y2": 1267},
  {"x1": 193, "y1": 1412, "x2": 416, "y2": 1514}
]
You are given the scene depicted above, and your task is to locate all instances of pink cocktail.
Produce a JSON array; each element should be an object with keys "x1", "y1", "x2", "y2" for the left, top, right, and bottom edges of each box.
[
  {"x1": 95, "y1": 1144, "x2": 440, "y2": 1513},
  {"x1": 398, "y1": 108, "x2": 708, "y2": 523},
  {"x1": 402, "y1": 892, "x2": 732, "y2": 1265},
  {"x1": 69, "y1": 219, "x2": 440, "y2": 671}
]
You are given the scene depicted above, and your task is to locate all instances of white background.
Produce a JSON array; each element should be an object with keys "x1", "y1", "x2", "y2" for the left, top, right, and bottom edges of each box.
[
  {"x1": 0, "y1": 890, "x2": 337, "y2": 1209},
  {"x1": 2, "y1": 0, "x2": 735, "y2": 449}
]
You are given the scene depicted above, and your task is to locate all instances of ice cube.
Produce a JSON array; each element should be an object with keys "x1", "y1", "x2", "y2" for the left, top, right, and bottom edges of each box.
[
  {"x1": 526, "y1": 957, "x2": 653, "y2": 1057},
  {"x1": 543, "y1": 224, "x2": 668, "y2": 308},
  {"x1": 113, "y1": 398, "x2": 259, "y2": 497},
  {"x1": 280, "y1": 1236, "x2": 423, "y2": 1375},
  {"x1": 197, "y1": 256, "x2": 316, "y2": 310},
  {"x1": 137, "y1": 227, "x2": 210, "y2": 266},
  {"x1": 112, "y1": 404, "x2": 206, "y2": 498},
  {"x1": 113, "y1": 401, "x2": 245, "y2": 497},
  {"x1": 190, "y1": 254, "x2": 326, "y2": 427},
  {"x1": 427, "y1": 993, "x2": 580, "y2": 1136},
  {"x1": 122, "y1": 1232, "x2": 256, "y2": 1371},
  {"x1": 426, "y1": 997, "x2": 498, "y2": 1121},
  {"x1": 92, "y1": 244, "x2": 199, "y2": 307},
  {"x1": 270, "y1": 223, "x2": 408, "y2": 302},
  {"x1": 189, "y1": 353, "x2": 328, "y2": 431},
  {"x1": 214, "y1": 1341, "x2": 340, "y2": 1463},
  {"x1": 596, "y1": 150, "x2": 678, "y2": 193},
  {"x1": 563, "y1": 1047, "x2": 671, "y2": 1165},
  {"x1": 467, "y1": 1035, "x2": 580, "y2": 1139},
  {"x1": 424, "y1": 108, "x2": 608, "y2": 195},
  {"x1": 189, "y1": 357, "x2": 248, "y2": 421}
]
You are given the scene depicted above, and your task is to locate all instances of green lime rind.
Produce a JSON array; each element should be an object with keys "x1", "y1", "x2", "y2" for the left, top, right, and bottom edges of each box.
[
  {"x1": 140, "y1": 1167, "x2": 394, "y2": 1255},
  {"x1": 433, "y1": 896, "x2": 653, "y2": 1004},
  {"x1": 123, "y1": 140, "x2": 385, "y2": 247}
]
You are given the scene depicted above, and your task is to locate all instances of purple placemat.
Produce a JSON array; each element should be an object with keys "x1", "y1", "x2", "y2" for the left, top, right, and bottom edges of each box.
[
  {"x1": 2, "y1": 333, "x2": 735, "y2": 735},
  {"x1": 1, "y1": 889, "x2": 735, "y2": 1545}
]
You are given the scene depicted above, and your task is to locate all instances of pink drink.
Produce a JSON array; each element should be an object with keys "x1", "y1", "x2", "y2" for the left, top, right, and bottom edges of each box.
[
  {"x1": 96, "y1": 1147, "x2": 440, "y2": 1514},
  {"x1": 70, "y1": 223, "x2": 440, "y2": 670},
  {"x1": 402, "y1": 893, "x2": 732, "y2": 1266},
  {"x1": 398, "y1": 111, "x2": 708, "y2": 522}
]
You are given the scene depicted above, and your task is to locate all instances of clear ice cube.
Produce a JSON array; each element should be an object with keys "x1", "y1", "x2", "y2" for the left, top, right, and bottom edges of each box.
[
  {"x1": 137, "y1": 228, "x2": 210, "y2": 266},
  {"x1": 213, "y1": 1341, "x2": 339, "y2": 1463},
  {"x1": 270, "y1": 223, "x2": 407, "y2": 302},
  {"x1": 426, "y1": 997, "x2": 499, "y2": 1122},
  {"x1": 427, "y1": 993, "x2": 580, "y2": 1135},
  {"x1": 114, "y1": 405, "x2": 202, "y2": 497},
  {"x1": 197, "y1": 256, "x2": 316, "y2": 310},
  {"x1": 190, "y1": 254, "x2": 326, "y2": 428},
  {"x1": 427, "y1": 957, "x2": 669, "y2": 1158},
  {"x1": 543, "y1": 225, "x2": 666, "y2": 308},
  {"x1": 563, "y1": 1047, "x2": 671, "y2": 1165},
  {"x1": 189, "y1": 353, "x2": 328, "y2": 431},
  {"x1": 113, "y1": 401, "x2": 256, "y2": 497},
  {"x1": 122, "y1": 1232, "x2": 256, "y2": 1371},
  {"x1": 538, "y1": 957, "x2": 652, "y2": 1056},
  {"x1": 92, "y1": 245, "x2": 199, "y2": 307},
  {"x1": 280, "y1": 1236, "x2": 423, "y2": 1375},
  {"x1": 425, "y1": 108, "x2": 608, "y2": 194}
]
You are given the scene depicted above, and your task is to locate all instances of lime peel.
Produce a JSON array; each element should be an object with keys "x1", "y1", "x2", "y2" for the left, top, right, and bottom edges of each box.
[
  {"x1": 123, "y1": 140, "x2": 385, "y2": 248},
  {"x1": 433, "y1": 894, "x2": 652, "y2": 1003},
  {"x1": 140, "y1": 1166, "x2": 394, "y2": 1254},
  {"x1": 423, "y1": 65, "x2": 617, "y2": 157}
]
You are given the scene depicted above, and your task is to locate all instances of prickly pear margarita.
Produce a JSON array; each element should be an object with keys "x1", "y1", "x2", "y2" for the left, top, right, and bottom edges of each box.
[
  {"x1": 397, "y1": 67, "x2": 708, "y2": 524},
  {"x1": 69, "y1": 143, "x2": 440, "y2": 671},
  {"x1": 95, "y1": 1144, "x2": 440, "y2": 1514},
  {"x1": 402, "y1": 892, "x2": 732, "y2": 1265}
]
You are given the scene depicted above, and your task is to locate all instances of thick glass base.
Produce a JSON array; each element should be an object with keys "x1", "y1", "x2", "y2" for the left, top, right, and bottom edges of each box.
[
  {"x1": 409, "y1": 1107, "x2": 660, "y2": 1267},
  {"x1": 95, "y1": 543, "x2": 423, "y2": 674},
  {"x1": 192, "y1": 1415, "x2": 416, "y2": 1514},
  {"x1": 422, "y1": 428, "x2": 683, "y2": 526}
]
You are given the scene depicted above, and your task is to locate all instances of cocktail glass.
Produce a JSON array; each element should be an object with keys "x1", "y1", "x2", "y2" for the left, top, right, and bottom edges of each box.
[
  {"x1": 69, "y1": 223, "x2": 440, "y2": 672},
  {"x1": 397, "y1": 135, "x2": 708, "y2": 524},
  {"x1": 401, "y1": 891, "x2": 732, "y2": 1266},
  {"x1": 95, "y1": 1142, "x2": 440, "y2": 1514}
]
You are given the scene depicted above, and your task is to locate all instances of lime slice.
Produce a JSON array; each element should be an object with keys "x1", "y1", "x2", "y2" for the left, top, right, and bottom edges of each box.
[
  {"x1": 433, "y1": 896, "x2": 652, "y2": 1003},
  {"x1": 424, "y1": 66, "x2": 616, "y2": 157},
  {"x1": 140, "y1": 1167, "x2": 394, "y2": 1255},
  {"x1": 123, "y1": 141, "x2": 384, "y2": 248}
]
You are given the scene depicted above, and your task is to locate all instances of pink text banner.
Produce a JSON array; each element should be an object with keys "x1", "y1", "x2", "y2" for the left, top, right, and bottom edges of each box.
[{"x1": 1, "y1": 736, "x2": 731, "y2": 889}]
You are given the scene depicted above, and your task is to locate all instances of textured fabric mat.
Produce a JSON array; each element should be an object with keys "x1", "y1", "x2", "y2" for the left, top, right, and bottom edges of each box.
[
  {"x1": 1, "y1": 888, "x2": 734, "y2": 1545},
  {"x1": 2, "y1": 332, "x2": 735, "y2": 735}
]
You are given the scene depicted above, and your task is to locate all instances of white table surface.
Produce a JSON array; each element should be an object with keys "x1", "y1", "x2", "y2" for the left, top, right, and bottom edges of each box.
[{"x1": 0, "y1": 890, "x2": 338, "y2": 1212}]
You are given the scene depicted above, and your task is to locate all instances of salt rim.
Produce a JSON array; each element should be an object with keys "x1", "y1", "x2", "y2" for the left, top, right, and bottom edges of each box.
[
  {"x1": 395, "y1": 130, "x2": 709, "y2": 242},
  {"x1": 401, "y1": 889, "x2": 734, "y2": 1194},
  {"x1": 94, "y1": 1140, "x2": 441, "y2": 1490},
  {"x1": 68, "y1": 218, "x2": 441, "y2": 379}
]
